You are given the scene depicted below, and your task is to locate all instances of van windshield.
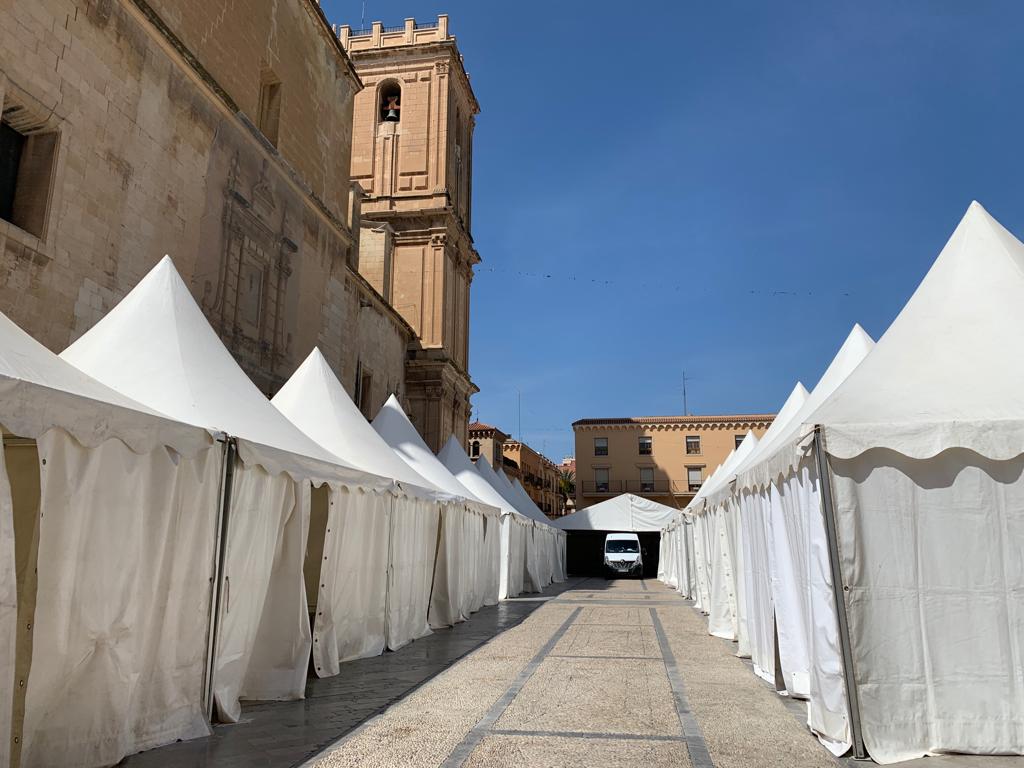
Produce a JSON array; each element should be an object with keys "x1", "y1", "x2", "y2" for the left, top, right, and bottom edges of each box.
[{"x1": 606, "y1": 540, "x2": 639, "y2": 554}]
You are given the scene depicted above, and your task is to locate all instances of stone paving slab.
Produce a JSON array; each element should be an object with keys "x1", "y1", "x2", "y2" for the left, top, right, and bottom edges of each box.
[
  {"x1": 494, "y1": 656, "x2": 678, "y2": 736},
  {"x1": 462, "y1": 733, "x2": 693, "y2": 768}
]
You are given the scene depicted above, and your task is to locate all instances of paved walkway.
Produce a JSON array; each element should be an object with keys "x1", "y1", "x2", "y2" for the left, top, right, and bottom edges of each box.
[
  {"x1": 123, "y1": 580, "x2": 582, "y2": 768},
  {"x1": 127, "y1": 579, "x2": 1024, "y2": 768},
  {"x1": 308, "y1": 579, "x2": 836, "y2": 768}
]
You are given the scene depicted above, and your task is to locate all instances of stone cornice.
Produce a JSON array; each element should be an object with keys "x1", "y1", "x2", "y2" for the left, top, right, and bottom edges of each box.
[
  {"x1": 348, "y1": 41, "x2": 479, "y2": 113},
  {"x1": 573, "y1": 414, "x2": 775, "y2": 431}
]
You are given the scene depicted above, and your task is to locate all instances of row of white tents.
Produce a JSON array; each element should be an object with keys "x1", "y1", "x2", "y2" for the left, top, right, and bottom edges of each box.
[
  {"x1": 0, "y1": 256, "x2": 565, "y2": 768},
  {"x1": 659, "y1": 202, "x2": 1024, "y2": 764}
]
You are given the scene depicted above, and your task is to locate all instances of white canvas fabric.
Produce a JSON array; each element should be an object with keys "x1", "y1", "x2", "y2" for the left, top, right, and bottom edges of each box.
[
  {"x1": 0, "y1": 307, "x2": 221, "y2": 766},
  {"x1": 476, "y1": 458, "x2": 542, "y2": 593},
  {"x1": 0, "y1": 440, "x2": 12, "y2": 768},
  {"x1": 272, "y1": 348, "x2": 445, "y2": 662},
  {"x1": 371, "y1": 403, "x2": 502, "y2": 629},
  {"x1": 311, "y1": 488, "x2": 390, "y2": 674},
  {"x1": 373, "y1": 396, "x2": 481, "y2": 500},
  {"x1": 61, "y1": 256, "x2": 378, "y2": 488},
  {"x1": 738, "y1": 325, "x2": 875, "y2": 489},
  {"x1": 437, "y1": 439, "x2": 528, "y2": 600},
  {"x1": 213, "y1": 465, "x2": 309, "y2": 721},
  {"x1": 554, "y1": 493, "x2": 677, "y2": 532},
  {"x1": 59, "y1": 257, "x2": 380, "y2": 722},
  {"x1": 20, "y1": 430, "x2": 221, "y2": 768},
  {"x1": 387, "y1": 494, "x2": 440, "y2": 650},
  {"x1": 0, "y1": 309, "x2": 209, "y2": 457},
  {"x1": 798, "y1": 204, "x2": 1024, "y2": 763},
  {"x1": 704, "y1": 383, "x2": 809, "y2": 508},
  {"x1": 814, "y1": 202, "x2": 1024, "y2": 461},
  {"x1": 273, "y1": 349, "x2": 443, "y2": 496}
]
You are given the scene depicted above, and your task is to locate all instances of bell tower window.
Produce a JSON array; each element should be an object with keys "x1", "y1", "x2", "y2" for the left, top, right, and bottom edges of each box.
[{"x1": 379, "y1": 81, "x2": 401, "y2": 123}]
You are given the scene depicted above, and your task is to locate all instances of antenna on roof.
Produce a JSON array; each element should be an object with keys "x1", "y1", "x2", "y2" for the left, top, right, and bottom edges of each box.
[
  {"x1": 361, "y1": 0, "x2": 366, "y2": 28},
  {"x1": 682, "y1": 369, "x2": 691, "y2": 416}
]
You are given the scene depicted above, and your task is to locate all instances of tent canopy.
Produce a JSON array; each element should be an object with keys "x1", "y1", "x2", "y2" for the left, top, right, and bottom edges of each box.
[
  {"x1": 373, "y1": 395, "x2": 493, "y2": 511},
  {"x1": 739, "y1": 323, "x2": 874, "y2": 487},
  {"x1": 704, "y1": 384, "x2": 808, "y2": 507},
  {"x1": 437, "y1": 437, "x2": 522, "y2": 518},
  {"x1": 555, "y1": 493, "x2": 677, "y2": 532},
  {"x1": 698, "y1": 430, "x2": 758, "y2": 509},
  {"x1": 272, "y1": 348, "x2": 444, "y2": 496},
  {"x1": 0, "y1": 308, "x2": 209, "y2": 456},
  {"x1": 492, "y1": 467, "x2": 551, "y2": 526},
  {"x1": 813, "y1": 202, "x2": 1024, "y2": 461},
  {"x1": 61, "y1": 257, "x2": 372, "y2": 484}
]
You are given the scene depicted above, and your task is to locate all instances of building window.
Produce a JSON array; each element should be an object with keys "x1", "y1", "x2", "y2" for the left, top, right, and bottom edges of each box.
[
  {"x1": 470, "y1": 440, "x2": 480, "y2": 459},
  {"x1": 639, "y1": 467, "x2": 654, "y2": 493},
  {"x1": 594, "y1": 437, "x2": 608, "y2": 456},
  {"x1": 735, "y1": 434, "x2": 745, "y2": 450},
  {"x1": 688, "y1": 467, "x2": 703, "y2": 492},
  {"x1": 638, "y1": 435, "x2": 652, "y2": 455},
  {"x1": 0, "y1": 99, "x2": 58, "y2": 239},
  {"x1": 685, "y1": 435, "x2": 701, "y2": 455},
  {"x1": 354, "y1": 360, "x2": 373, "y2": 419},
  {"x1": 257, "y1": 70, "x2": 282, "y2": 147},
  {"x1": 595, "y1": 468, "x2": 609, "y2": 493},
  {"x1": 379, "y1": 80, "x2": 401, "y2": 123}
]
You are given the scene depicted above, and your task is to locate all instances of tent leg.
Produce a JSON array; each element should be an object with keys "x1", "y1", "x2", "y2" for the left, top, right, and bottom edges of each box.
[
  {"x1": 384, "y1": 494, "x2": 395, "y2": 650},
  {"x1": 203, "y1": 436, "x2": 236, "y2": 721},
  {"x1": 813, "y1": 428, "x2": 868, "y2": 760}
]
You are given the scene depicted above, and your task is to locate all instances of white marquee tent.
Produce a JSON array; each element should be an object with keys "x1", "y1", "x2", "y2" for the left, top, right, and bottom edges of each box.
[
  {"x1": 272, "y1": 348, "x2": 448, "y2": 672},
  {"x1": 786, "y1": 202, "x2": 1024, "y2": 763},
  {"x1": 438, "y1": 437, "x2": 531, "y2": 600},
  {"x1": 0, "y1": 308, "x2": 221, "y2": 768},
  {"x1": 372, "y1": 396, "x2": 501, "y2": 619},
  {"x1": 61, "y1": 256, "x2": 384, "y2": 724},
  {"x1": 661, "y1": 202, "x2": 1024, "y2": 765},
  {"x1": 554, "y1": 493, "x2": 677, "y2": 532}
]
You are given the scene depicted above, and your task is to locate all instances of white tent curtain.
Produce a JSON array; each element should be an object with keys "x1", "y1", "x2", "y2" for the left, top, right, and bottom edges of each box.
[
  {"x1": 387, "y1": 494, "x2": 440, "y2": 651},
  {"x1": 19, "y1": 430, "x2": 221, "y2": 767},
  {"x1": 482, "y1": 509, "x2": 502, "y2": 603},
  {"x1": 311, "y1": 487, "x2": 389, "y2": 676},
  {"x1": 0, "y1": 439, "x2": 16, "y2": 768},
  {"x1": 829, "y1": 448, "x2": 1024, "y2": 763},
  {"x1": 215, "y1": 459, "x2": 310, "y2": 721},
  {"x1": 429, "y1": 501, "x2": 468, "y2": 628}
]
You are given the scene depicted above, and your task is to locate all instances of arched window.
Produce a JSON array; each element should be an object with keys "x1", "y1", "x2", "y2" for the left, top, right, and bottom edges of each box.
[
  {"x1": 379, "y1": 81, "x2": 401, "y2": 123},
  {"x1": 470, "y1": 440, "x2": 480, "y2": 459}
]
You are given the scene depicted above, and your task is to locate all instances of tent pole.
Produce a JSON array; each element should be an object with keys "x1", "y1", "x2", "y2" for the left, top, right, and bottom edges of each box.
[
  {"x1": 813, "y1": 427, "x2": 867, "y2": 760},
  {"x1": 384, "y1": 493, "x2": 395, "y2": 649},
  {"x1": 203, "y1": 436, "x2": 236, "y2": 721}
]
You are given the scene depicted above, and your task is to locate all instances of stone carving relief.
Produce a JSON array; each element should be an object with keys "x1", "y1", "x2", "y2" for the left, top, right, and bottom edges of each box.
[{"x1": 202, "y1": 153, "x2": 296, "y2": 388}]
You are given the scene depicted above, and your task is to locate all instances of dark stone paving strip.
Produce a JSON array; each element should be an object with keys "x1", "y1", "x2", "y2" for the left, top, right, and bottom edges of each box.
[
  {"x1": 650, "y1": 607, "x2": 716, "y2": 768},
  {"x1": 549, "y1": 654, "x2": 663, "y2": 661},
  {"x1": 440, "y1": 607, "x2": 583, "y2": 768},
  {"x1": 555, "y1": 598, "x2": 684, "y2": 606},
  {"x1": 640, "y1": 578, "x2": 649, "y2": 592},
  {"x1": 122, "y1": 579, "x2": 589, "y2": 768},
  {"x1": 490, "y1": 728, "x2": 687, "y2": 742}
]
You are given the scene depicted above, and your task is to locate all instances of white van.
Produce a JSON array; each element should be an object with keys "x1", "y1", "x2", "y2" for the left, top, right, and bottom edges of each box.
[{"x1": 603, "y1": 532, "x2": 643, "y2": 578}]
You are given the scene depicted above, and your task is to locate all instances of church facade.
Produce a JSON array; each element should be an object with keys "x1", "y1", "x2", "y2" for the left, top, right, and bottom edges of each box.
[{"x1": 0, "y1": 2, "x2": 478, "y2": 448}]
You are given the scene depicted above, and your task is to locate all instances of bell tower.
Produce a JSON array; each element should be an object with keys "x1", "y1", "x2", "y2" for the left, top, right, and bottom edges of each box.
[{"x1": 340, "y1": 15, "x2": 478, "y2": 451}]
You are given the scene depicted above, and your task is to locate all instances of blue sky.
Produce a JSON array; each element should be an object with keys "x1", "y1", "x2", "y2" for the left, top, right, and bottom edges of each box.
[{"x1": 323, "y1": 1, "x2": 1024, "y2": 462}]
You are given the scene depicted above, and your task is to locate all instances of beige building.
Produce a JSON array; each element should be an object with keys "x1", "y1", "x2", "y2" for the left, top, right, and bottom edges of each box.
[
  {"x1": 341, "y1": 16, "x2": 478, "y2": 451},
  {"x1": 0, "y1": 4, "x2": 479, "y2": 447},
  {"x1": 572, "y1": 414, "x2": 774, "y2": 511},
  {"x1": 502, "y1": 441, "x2": 561, "y2": 518},
  {"x1": 468, "y1": 422, "x2": 563, "y2": 518}
]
